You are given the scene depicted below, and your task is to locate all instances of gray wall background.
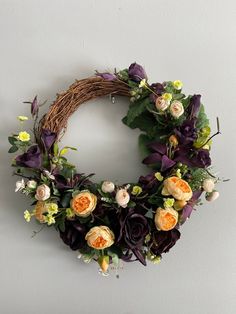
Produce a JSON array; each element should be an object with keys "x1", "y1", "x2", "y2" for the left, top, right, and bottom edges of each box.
[{"x1": 0, "y1": 1, "x2": 236, "y2": 313}]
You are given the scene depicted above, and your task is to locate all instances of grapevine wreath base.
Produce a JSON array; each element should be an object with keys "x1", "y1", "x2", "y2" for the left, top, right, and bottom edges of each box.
[{"x1": 9, "y1": 63, "x2": 221, "y2": 275}]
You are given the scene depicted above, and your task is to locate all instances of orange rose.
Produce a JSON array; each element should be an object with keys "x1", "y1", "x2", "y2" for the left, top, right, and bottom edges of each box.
[
  {"x1": 85, "y1": 226, "x2": 115, "y2": 250},
  {"x1": 162, "y1": 176, "x2": 192, "y2": 201},
  {"x1": 71, "y1": 191, "x2": 97, "y2": 217},
  {"x1": 155, "y1": 207, "x2": 178, "y2": 231},
  {"x1": 34, "y1": 201, "x2": 47, "y2": 223}
]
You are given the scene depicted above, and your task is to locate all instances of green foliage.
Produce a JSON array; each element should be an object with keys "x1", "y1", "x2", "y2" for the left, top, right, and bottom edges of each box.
[
  {"x1": 196, "y1": 104, "x2": 209, "y2": 129},
  {"x1": 125, "y1": 97, "x2": 151, "y2": 125}
]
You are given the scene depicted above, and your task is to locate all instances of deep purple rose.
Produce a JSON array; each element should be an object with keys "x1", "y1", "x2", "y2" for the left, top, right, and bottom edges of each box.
[
  {"x1": 187, "y1": 94, "x2": 201, "y2": 119},
  {"x1": 96, "y1": 72, "x2": 117, "y2": 81},
  {"x1": 41, "y1": 128, "x2": 57, "y2": 151},
  {"x1": 118, "y1": 208, "x2": 149, "y2": 265},
  {"x1": 15, "y1": 145, "x2": 42, "y2": 168},
  {"x1": 60, "y1": 220, "x2": 87, "y2": 250},
  {"x1": 150, "y1": 229, "x2": 181, "y2": 256},
  {"x1": 128, "y1": 62, "x2": 147, "y2": 82},
  {"x1": 175, "y1": 120, "x2": 198, "y2": 145},
  {"x1": 191, "y1": 149, "x2": 211, "y2": 168}
]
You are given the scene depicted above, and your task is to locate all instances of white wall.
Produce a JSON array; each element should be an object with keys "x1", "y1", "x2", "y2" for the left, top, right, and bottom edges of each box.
[{"x1": 0, "y1": 1, "x2": 236, "y2": 313}]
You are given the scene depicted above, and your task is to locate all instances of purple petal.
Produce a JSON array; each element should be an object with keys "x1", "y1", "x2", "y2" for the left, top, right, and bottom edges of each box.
[
  {"x1": 96, "y1": 72, "x2": 117, "y2": 81},
  {"x1": 161, "y1": 155, "x2": 176, "y2": 172},
  {"x1": 181, "y1": 204, "x2": 194, "y2": 222},
  {"x1": 188, "y1": 94, "x2": 201, "y2": 119},
  {"x1": 41, "y1": 129, "x2": 57, "y2": 151},
  {"x1": 147, "y1": 142, "x2": 167, "y2": 154},
  {"x1": 142, "y1": 152, "x2": 162, "y2": 165}
]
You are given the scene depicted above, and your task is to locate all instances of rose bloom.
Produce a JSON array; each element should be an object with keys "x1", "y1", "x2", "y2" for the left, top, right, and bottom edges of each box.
[
  {"x1": 155, "y1": 207, "x2": 178, "y2": 231},
  {"x1": 115, "y1": 189, "x2": 130, "y2": 208},
  {"x1": 27, "y1": 180, "x2": 37, "y2": 189},
  {"x1": 170, "y1": 101, "x2": 184, "y2": 118},
  {"x1": 155, "y1": 96, "x2": 169, "y2": 111},
  {"x1": 35, "y1": 201, "x2": 48, "y2": 223},
  {"x1": 35, "y1": 184, "x2": 51, "y2": 201},
  {"x1": 162, "y1": 176, "x2": 193, "y2": 201},
  {"x1": 71, "y1": 190, "x2": 97, "y2": 217},
  {"x1": 203, "y1": 178, "x2": 215, "y2": 193},
  {"x1": 101, "y1": 181, "x2": 115, "y2": 193},
  {"x1": 85, "y1": 226, "x2": 115, "y2": 250},
  {"x1": 206, "y1": 191, "x2": 219, "y2": 202}
]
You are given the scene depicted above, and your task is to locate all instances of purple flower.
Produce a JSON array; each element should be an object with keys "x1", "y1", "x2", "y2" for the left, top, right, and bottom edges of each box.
[
  {"x1": 142, "y1": 141, "x2": 176, "y2": 172},
  {"x1": 15, "y1": 145, "x2": 42, "y2": 168},
  {"x1": 138, "y1": 172, "x2": 158, "y2": 191},
  {"x1": 60, "y1": 220, "x2": 87, "y2": 250},
  {"x1": 23, "y1": 96, "x2": 39, "y2": 117},
  {"x1": 187, "y1": 94, "x2": 201, "y2": 119},
  {"x1": 149, "y1": 229, "x2": 181, "y2": 256},
  {"x1": 175, "y1": 120, "x2": 198, "y2": 145},
  {"x1": 191, "y1": 149, "x2": 211, "y2": 168},
  {"x1": 118, "y1": 208, "x2": 149, "y2": 265},
  {"x1": 96, "y1": 72, "x2": 117, "y2": 81},
  {"x1": 181, "y1": 190, "x2": 202, "y2": 223},
  {"x1": 128, "y1": 62, "x2": 147, "y2": 82},
  {"x1": 41, "y1": 129, "x2": 57, "y2": 151}
]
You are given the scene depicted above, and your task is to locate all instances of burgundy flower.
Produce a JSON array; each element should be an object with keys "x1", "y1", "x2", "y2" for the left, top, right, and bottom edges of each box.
[
  {"x1": 15, "y1": 145, "x2": 42, "y2": 168},
  {"x1": 60, "y1": 220, "x2": 87, "y2": 250},
  {"x1": 175, "y1": 120, "x2": 198, "y2": 145},
  {"x1": 128, "y1": 62, "x2": 147, "y2": 82},
  {"x1": 150, "y1": 229, "x2": 181, "y2": 256},
  {"x1": 118, "y1": 208, "x2": 149, "y2": 265},
  {"x1": 96, "y1": 72, "x2": 117, "y2": 81},
  {"x1": 191, "y1": 149, "x2": 211, "y2": 168},
  {"x1": 187, "y1": 94, "x2": 201, "y2": 119},
  {"x1": 181, "y1": 190, "x2": 202, "y2": 223},
  {"x1": 142, "y1": 141, "x2": 176, "y2": 171},
  {"x1": 41, "y1": 129, "x2": 57, "y2": 151}
]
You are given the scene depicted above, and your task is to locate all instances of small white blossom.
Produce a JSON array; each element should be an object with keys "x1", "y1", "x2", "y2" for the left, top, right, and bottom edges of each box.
[{"x1": 15, "y1": 179, "x2": 25, "y2": 192}]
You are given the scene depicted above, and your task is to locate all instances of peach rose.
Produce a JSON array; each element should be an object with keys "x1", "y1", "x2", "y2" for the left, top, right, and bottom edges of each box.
[
  {"x1": 71, "y1": 191, "x2": 97, "y2": 217},
  {"x1": 162, "y1": 176, "x2": 193, "y2": 201},
  {"x1": 115, "y1": 189, "x2": 130, "y2": 208},
  {"x1": 169, "y1": 101, "x2": 184, "y2": 118},
  {"x1": 35, "y1": 184, "x2": 50, "y2": 201},
  {"x1": 155, "y1": 96, "x2": 169, "y2": 111},
  {"x1": 85, "y1": 226, "x2": 115, "y2": 250},
  {"x1": 155, "y1": 207, "x2": 178, "y2": 231}
]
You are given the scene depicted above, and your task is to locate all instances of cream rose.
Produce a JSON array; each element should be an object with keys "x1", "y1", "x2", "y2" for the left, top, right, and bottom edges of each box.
[
  {"x1": 203, "y1": 178, "x2": 215, "y2": 193},
  {"x1": 35, "y1": 184, "x2": 51, "y2": 201},
  {"x1": 27, "y1": 180, "x2": 37, "y2": 189},
  {"x1": 162, "y1": 176, "x2": 193, "y2": 201},
  {"x1": 155, "y1": 96, "x2": 169, "y2": 111},
  {"x1": 101, "y1": 181, "x2": 115, "y2": 193},
  {"x1": 155, "y1": 207, "x2": 178, "y2": 231},
  {"x1": 206, "y1": 191, "x2": 219, "y2": 202},
  {"x1": 115, "y1": 189, "x2": 130, "y2": 208},
  {"x1": 169, "y1": 101, "x2": 184, "y2": 118},
  {"x1": 71, "y1": 190, "x2": 97, "y2": 217},
  {"x1": 85, "y1": 226, "x2": 115, "y2": 250}
]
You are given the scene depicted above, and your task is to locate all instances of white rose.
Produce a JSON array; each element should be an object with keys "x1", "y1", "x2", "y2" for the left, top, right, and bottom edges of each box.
[
  {"x1": 15, "y1": 179, "x2": 25, "y2": 192},
  {"x1": 203, "y1": 178, "x2": 215, "y2": 193},
  {"x1": 115, "y1": 189, "x2": 130, "y2": 208},
  {"x1": 170, "y1": 101, "x2": 184, "y2": 118},
  {"x1": 27, "y1": 180, "x2": 37, "y2": 189},
  {"x1": 155, "y1": 96, "x2": 169, "y2": 111},
  {"x1": 101, "y1": 181, "x2": 115, "y2": 193},
  {"x1": 35, "y1": 184, "x2": 51, "y2": 201},
  {"x1": 206, "y1": 191, "x2": 219, "y2": 202}
]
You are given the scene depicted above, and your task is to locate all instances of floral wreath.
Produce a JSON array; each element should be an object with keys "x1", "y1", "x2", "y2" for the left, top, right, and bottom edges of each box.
[{"x1": 9, "y1": 63, "x2": 222, "y2": 276}]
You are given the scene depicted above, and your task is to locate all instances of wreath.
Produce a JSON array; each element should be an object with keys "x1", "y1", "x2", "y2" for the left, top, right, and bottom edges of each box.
[{"x1": 9, "y1": 63, "x2": 221, "y2": 276}]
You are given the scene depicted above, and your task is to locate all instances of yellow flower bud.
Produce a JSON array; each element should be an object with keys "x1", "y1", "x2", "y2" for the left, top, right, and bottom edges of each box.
[
  {"x1": 172, "y1": 80, "x2": 183, "y2": 90},
  {"x1": 131, "y1": 185, "x2": 142, "y2": 196},
  {"x1": 169, "y1": 135, "x2": 178, "y2": 147}
]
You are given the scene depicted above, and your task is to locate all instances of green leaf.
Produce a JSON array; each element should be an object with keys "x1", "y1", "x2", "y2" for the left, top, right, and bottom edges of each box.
[
  {"x1": 8, "y1": 145, "x2": 18, "y2": 153},
  {"x1": 126, "y1": 98, "x2": 150, "y2": 125},
  {"x1": 138, "y1": 134, "x2": 152, "y2": 158},
  {"x1": 53, "y1": 143, "x2": 59, "y2": 156},
  {"x1": 196, "y1": 104, "x2": 209, "y2": 129},
  {"x1": 60, "y1": 192, "x2": 72, "y2": 208},
  {"x1": 8, "y1": 136, "x2": 17, "y2": 145}
]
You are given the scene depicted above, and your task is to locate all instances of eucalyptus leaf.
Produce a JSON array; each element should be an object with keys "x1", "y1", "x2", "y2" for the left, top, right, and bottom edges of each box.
[{"x1": 8, "y1": 145, "x2": 18, "y2": 153}]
